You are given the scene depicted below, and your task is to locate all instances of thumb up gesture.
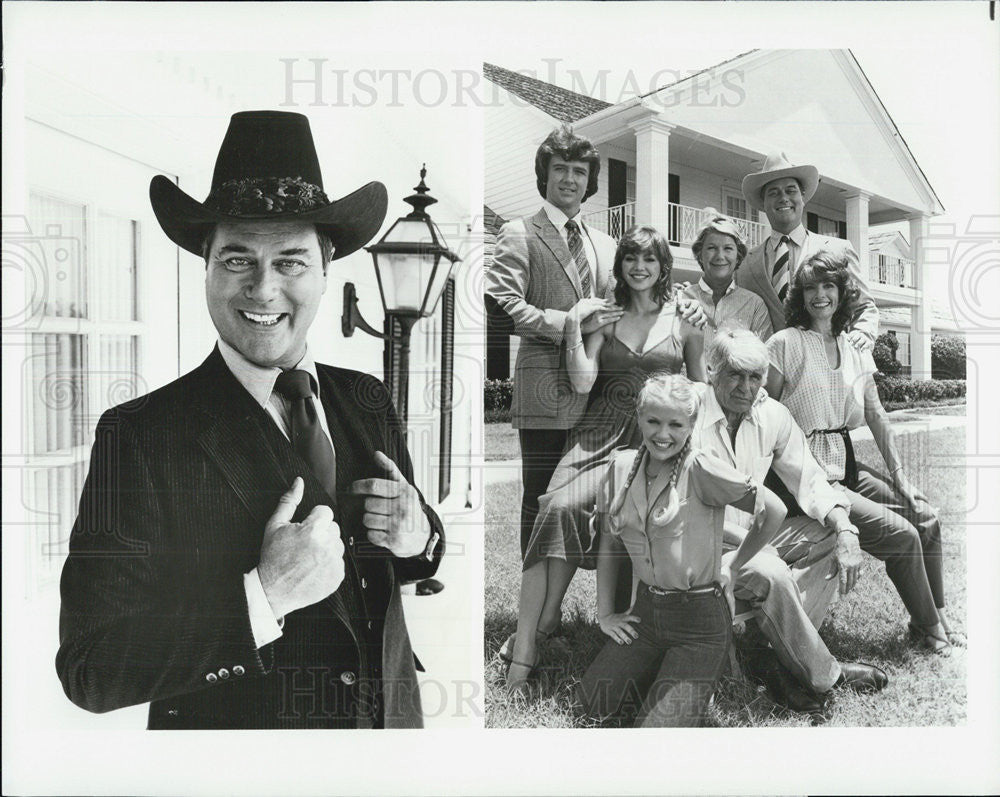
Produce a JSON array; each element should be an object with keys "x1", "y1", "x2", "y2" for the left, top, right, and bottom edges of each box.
[{"x1": 350, "y1": 451, "x2": 429, "y2": 558}]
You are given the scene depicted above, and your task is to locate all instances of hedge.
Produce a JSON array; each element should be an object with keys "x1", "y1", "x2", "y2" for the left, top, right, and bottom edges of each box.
[
  {"x1": 873, "y1": 373, "x2": 965, "y2": 405},
  {"x1": 931, "y1": 334, "x2": 966, "y2": 379},
  {"x1": 873, "y1": 332, "x2": 902, "y2": 376},
  {"x1": 484, "y1": 378, "x2": 513, "y2": 413},
  {"x1": 484, "y1": 375, "x2": 965, "y2": 418}
]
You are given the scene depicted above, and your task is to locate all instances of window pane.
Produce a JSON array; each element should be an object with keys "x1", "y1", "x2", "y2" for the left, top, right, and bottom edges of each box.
[
  {"x1": 29, "y1": 333, "x2": 88, "y2": 454},
  {"x1": 27, "y1": 193, "x2": 88, "y2": 319},
  {"x1": 94, "y1": 334, "x2": 140, "y2": 419},
  {"x1": 96, "y1": 213, "x2": 139, "y2": 321}
]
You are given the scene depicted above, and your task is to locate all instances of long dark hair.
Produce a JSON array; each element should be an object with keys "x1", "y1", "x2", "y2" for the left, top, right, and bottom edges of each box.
[
  {"x1": 784, "y1": 250, "x2": 861, "y2": 335},
  {"x1": 612, "y1": 226, "x2": 673, "y2": 309}
]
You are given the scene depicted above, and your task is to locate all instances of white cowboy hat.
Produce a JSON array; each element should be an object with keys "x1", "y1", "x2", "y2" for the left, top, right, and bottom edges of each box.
[{"x1": 741, "y1": 152, "x2": 819, "y2": 212}]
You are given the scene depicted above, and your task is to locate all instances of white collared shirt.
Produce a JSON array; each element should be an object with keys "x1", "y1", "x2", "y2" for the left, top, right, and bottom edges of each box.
[
  {"x1": 542, "y1": 200, "x2": 598, "y2": 297},
  {"x1": 690, "y1": 383, "x2": 850, "y2": 530},
  {"x1": 218, "y1": 338, "x2": 338, "y2": 649},
  {"x1": 765, "y1": 224, "x2": 808, "y2": 276}
]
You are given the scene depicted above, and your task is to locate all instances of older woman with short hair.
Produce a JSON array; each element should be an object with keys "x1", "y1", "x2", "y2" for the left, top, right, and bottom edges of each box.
[
  {"x1": 682, "y1": 211, "x2": 773, "y2": 352},
  {"x1": 766, "y1": 250, "x2": 963, "y2": 654}
]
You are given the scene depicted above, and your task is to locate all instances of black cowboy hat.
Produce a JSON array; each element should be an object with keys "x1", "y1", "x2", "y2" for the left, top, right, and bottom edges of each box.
[{"x1": 149, "y1": 110, "x2": 388, "y2": 260}]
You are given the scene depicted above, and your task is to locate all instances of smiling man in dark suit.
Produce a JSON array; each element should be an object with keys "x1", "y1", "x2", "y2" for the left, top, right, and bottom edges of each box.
[{"x1": 56, "y1": 111, "x2": 443, "y2": 729}]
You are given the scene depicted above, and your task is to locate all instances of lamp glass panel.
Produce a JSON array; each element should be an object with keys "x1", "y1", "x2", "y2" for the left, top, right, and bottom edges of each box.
[
  {"x1": 379, "y1": 251, "x2": 436, "y2": 312},
  {"x1": 423, "y1": 253, "x2": 455, "y2": 314}
]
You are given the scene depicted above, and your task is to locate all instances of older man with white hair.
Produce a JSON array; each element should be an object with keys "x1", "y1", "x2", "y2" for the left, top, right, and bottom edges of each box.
[{"x1": 691, "y1": 323, "x2": 887, "y2": 714}]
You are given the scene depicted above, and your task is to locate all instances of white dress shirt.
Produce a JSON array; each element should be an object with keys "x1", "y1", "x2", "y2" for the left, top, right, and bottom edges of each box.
[
  {"x1": 691, "y1": 383, "x2": 850, "y2": 530},
  {"x1": 218, "y1": 338, "x2": 337, "y2": 649},
  {"x1": 542, "y1": 200, "x2": 598, "y2": 297},
  {"x1": 764, "y1": 224, "x2": 808, "y2": 278}
]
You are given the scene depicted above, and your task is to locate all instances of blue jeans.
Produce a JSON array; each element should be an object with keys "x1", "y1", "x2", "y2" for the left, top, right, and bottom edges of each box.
[{"x1": 578, "y1": 584, "x2": 731, "y2": 727}]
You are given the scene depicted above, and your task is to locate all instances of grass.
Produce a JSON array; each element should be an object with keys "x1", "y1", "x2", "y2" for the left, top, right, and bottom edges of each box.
[{"x1": 484, "y1": 426, "x2": 967, "y2": 728}]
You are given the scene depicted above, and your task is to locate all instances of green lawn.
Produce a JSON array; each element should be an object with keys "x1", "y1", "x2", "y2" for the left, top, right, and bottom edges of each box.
[{"x1": 484, "y1": 427, "x2": 967, "y2": 728}]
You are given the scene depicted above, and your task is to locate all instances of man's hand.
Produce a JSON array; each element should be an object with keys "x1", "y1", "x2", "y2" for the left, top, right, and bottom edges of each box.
[
  {"x1": 570, "y1": 297, "x2": 623, "y2": 335},
  {"x1": 846, "y1": 329, "x2": 873, "y2": 351},
  {"x1": 675, "y1": 294, "x2": 708, "y2": 330},
  {"x1": 258, "y1": 477, "x2": 345, "y2": 619},
  {"x1": 829, "y1": 528, "x2": 863, "y2": 594},
  {"x1": 350, "y1": 451, "x2": 429, "y2": 558}
]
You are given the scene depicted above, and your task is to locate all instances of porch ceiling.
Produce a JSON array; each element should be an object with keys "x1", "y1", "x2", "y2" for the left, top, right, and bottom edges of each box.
[{"x1": 601, "y1": 126, "x2": 919, "y2": 221}]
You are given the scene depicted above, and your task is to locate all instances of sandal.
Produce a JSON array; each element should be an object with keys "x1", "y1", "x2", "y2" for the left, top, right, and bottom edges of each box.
[
  {"x1": 498, "y1": 622, "x2": 561, "y2": 664},
  {"x1": 908, "y1": 621, "x2": 953, "y2": 656},
  {"x1": 504, "y1": 655, "x2": 538, "y2": 697}
]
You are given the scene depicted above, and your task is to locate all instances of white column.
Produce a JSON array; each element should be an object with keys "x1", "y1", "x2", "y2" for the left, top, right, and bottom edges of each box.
[
  {"x1": 908, "y1": 213, "x2": 932, "y2": 379},
  {"x1": 844, "y1": 190, "x2": 871, "y2": 259},
  {"x1": 628, "y1": 116, "x2": 674, "y2": 236}
]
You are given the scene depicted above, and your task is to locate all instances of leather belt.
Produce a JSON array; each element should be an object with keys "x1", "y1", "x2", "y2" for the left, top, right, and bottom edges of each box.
[{"x1": 647, "y1": 582, "x2": 718, "y2": 596}]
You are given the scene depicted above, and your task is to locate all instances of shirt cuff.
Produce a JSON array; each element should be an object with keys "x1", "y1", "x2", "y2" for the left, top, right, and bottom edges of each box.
[{"x1": 244, "y1": 568, "x2": 284, "y2": 649}]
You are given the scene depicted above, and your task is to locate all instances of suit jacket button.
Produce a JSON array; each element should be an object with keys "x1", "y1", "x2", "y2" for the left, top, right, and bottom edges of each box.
[
  {"x1": 206, "y1": 673, "x2": 218, "y2": 683},
  {"x1": 218, "y1": 668, "x2": 230, "y2": 680},
  {"x1": 348, "y1": 536, "x2": 354, "y2": 547},
  {"x1": 340, "y1": 671, "x2": 357, "y2": 686},
  {"x1": 233, "y1": 665, "x2": 245, "y2": 676},
  {"x1": 361, "y1": 578, "x2": 367, "y2": 589}
]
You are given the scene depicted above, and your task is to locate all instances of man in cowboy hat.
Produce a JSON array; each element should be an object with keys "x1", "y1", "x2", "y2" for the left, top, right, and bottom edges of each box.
[
  {"x1": 737, "y1": 152, "x2": 879, "y2": 349},
  {"x1": 56, "y1": 111, "x2": 443, "y2": 729},
  {"x1": 486, "y1": 124, "x2": 621, "y2": 564}
]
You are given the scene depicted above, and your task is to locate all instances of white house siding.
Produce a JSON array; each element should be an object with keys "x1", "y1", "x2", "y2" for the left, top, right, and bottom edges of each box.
[{"x1": 485, "y1": 86, "x2": 565, "y2": 222}]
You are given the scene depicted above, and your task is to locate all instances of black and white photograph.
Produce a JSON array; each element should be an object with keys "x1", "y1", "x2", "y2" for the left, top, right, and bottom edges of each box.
[
  {"x1": 483, "y1": 47, "x2": 974, "y2": 729},
  {"x1": 3, "y1": 2, "x2": 999, "y2": 796},
  {"x1": 2, "y1": 3, "x2": 484, "y2": 747}
]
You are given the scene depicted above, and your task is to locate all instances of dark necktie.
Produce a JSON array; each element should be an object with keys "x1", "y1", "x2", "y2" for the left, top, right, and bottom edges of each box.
[
  {"x1": 565, "y1": 219, "x2": 593, "y2": 297},
  {"x1": 274, "y1": 369, "x2": 337, "y2": 499},
  {"x1": 771, "y1": 235, "x2": 791, "y2": 302}
]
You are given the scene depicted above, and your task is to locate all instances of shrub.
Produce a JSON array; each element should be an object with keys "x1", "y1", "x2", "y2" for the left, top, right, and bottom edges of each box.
[
  {"x1": 931, "y1": 334, "x2": 966, "y2": 379},
  {"x1": 484, "y1": 378, "x2": 513, "y2": 413},
  {"x1": 873, "y1": 373, "x2": 965, "y2": 406},
  {"x1": 873, "y1": 332, "x2": 902, "y2": 376}
]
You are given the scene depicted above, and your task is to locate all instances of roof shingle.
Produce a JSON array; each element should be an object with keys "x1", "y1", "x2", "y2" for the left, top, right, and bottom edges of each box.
[{"x1": 483, "y1": 63, "x2": 611, "y2": 123}]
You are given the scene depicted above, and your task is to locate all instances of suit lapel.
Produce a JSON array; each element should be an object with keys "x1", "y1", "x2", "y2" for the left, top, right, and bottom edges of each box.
[
  {"x1": 191, "y1": 348, "x2": 355, "y2": 635},
  {"x1": 746, "y1": 243, "x2": 779, "y2": 305},
  {"x1": 532, "y1": 209, "x2": 582, "y2": 300}
]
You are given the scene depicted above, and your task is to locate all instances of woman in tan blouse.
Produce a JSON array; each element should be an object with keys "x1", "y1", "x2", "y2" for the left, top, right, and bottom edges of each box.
[{"x1": 576, "y1": 373, "x2": 786, "y2": 727}]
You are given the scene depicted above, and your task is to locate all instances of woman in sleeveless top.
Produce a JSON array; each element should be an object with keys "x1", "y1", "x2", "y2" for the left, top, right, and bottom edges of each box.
[
  {"x1": 766, "y1": 250, "x2": 963, "y2": 655},
  {"x1": 504, "y1": 226, "x2": 703, "y2": 692}
]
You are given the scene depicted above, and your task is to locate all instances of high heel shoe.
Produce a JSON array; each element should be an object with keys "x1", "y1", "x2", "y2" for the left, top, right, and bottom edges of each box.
[
  {"x1": 498, "y1": 621, "x2": 561, "y2": 664},
  {"x1": 908, "y1": 621, "x2": 953, "y2": 656},
  {"x1": 504, "y1": 655, "x2": 539, "y2": 698}
]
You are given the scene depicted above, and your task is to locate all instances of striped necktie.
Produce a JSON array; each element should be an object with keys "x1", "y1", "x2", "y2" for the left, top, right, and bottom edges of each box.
[
  {"x1": 771, "y1": 235, "x2": 791, "y2": 302},
  {"x1": 274, "y1": 369, "x2": 337, "y2": 500},
  {"x1": 565, "y1": 219, "x2": 593, "y2": 297}
]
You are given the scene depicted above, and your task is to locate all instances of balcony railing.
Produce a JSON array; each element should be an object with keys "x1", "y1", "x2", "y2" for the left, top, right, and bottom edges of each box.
[
  {"x1": 667, "y1": 202, "x2": 770, "y2": 250},
  {"x1": 585, "y1": 201, "x2": 769, "y2": 249},
  {"x1": 582, "y1": 202, "x2": 636, "y2": 240},
  {"x1": 869, "y1": 253, "x2": 915, "y2": 289}
]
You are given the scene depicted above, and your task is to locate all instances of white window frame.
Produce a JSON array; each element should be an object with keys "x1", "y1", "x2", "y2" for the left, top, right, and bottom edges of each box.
[{"x1": 24, "y1": 187, "x2": 147, "y2": 587}]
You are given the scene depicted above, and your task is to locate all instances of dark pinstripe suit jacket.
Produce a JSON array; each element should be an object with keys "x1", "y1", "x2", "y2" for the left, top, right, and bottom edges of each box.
[{"x1": 56, "y1": 347, "x2": 443, "y2": 729}]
